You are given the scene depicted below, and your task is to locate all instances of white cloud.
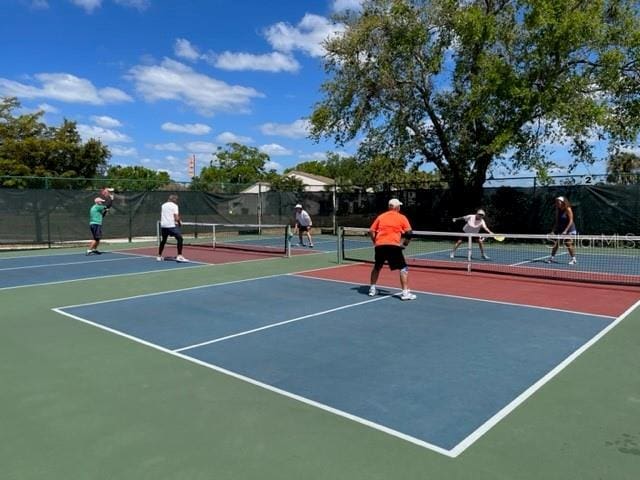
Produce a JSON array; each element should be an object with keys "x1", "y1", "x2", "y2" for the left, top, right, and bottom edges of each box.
[
  {"x1": 128, "y1": 58, "x2": 263, "y2": 115},
  {"x1": 332, "y1": 0, "x2": 363, "y2": 11},
  {"x1": 215, "y1": 131, "x2": 253, "y2": 144},
  {"x1": 185, "y1": 141, "x2": 217, "y2": 153},
  {"x1": 214, "y1": 51, "x2": 299, "y2": 73},
  {"x1": 91, "y1": 115, "x2": 122, "y2": 128},
  {"x1": 69, "y1": 0, "x2": 148, "y2": 13},
  {"x1": 299, "y1": 152, "x2": 329, "y2": 161},
  {"x1": 260, "y1": 119, "x2": 309, "y2": 139},
  {"x1": 265, "y1": 160, "x2": 283, "y2": 171},
  {"x1": 110, "y1": 146, "x2": 138, "y2": 156},
  {"x1": 149, "y1": 142, "x2": 184, "y2": 151},
  {"x1": 0, "y1": 73, "x2": 132, "y2": 105},
  {"x1": 70, "y1": 0, "x2": 102, "y2": 13},
  {"x1": 174, "y1": 38, "x2": 201, "y2": 61},
  {"x1": 77, "y1": 124, "x2": 132, "y2": 143},
  {"x1": 264, "y1": 14, "x2": 345, "y2": 58},
  {"x1": 113, "y1": 0, "x2": 149, "y2": 10},
  {"x1": 30, "y1": 0, "x2": 49, "y2": 9},
  {"x1": 259, "y1": 143, "x2": 293, "y2": 156},
  {"x1": 161, "y1": 122, "x2": 211, "y2": 135},
  {"x1": 37, "y1": 103, "x2": 58, "y2": 113}
]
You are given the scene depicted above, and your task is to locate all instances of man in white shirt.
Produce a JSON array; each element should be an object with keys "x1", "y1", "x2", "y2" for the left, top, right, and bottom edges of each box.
[
  {"x1": 294, "y1": 204, "x2": 314, "y2": 247},
  {"x1": 158, "y1": 194, "x2": 188, "y2": 262},
  {"x1": 450, "y1": 209, "x2": 495, "y2": 260}
]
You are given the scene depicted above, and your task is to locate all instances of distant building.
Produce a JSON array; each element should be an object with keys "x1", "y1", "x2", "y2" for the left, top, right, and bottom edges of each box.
[{"x1": 240, "y1": 171, "x2": 336, "y2": 193}]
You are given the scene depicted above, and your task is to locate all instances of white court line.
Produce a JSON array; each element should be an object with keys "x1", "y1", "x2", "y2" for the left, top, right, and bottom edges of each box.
[
  {"x1": 0, "y1": 255, "x2": 148, "y2": 272},
  {"x1": 50, "y1": 271, "x2": 632, "y2": 457},
  {"x1": 174, "y1": 295, "x2": 394, "y2": 352},
  {"x1": 0, "y1": 262, "x2": 208, "y2": 292},
  {"x1": 54, "y1": 272, "x2": 292, "y2": 309},
  {"x1": 448, "y1": 297, "x2": 640, "y2": 457},
  {"x1": 0, "y1": 249, "x2": 291, "y2": 292},
  {"x1": 52, "y1": 292, "x2": 452, "y2": 458},
  {"x1": 290, "y1": 273, "x2": 616, "y2": 319},
  {"x1": 510, "y1": 251, "x2": 566, "y2": 266}
]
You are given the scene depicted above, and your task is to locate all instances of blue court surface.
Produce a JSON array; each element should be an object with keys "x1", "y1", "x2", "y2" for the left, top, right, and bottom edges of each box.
[
  {"x1": 54, "y1": 274, "x2": 614, "y2": 456},
  {"x1": 0, "y1": 251, "x2": 201, "y2": 289}
]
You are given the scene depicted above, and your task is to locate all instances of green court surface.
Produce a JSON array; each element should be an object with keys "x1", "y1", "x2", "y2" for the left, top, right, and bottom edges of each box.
[{"x1": 1, "y1": 246, "x2": 640, "y2": 480}]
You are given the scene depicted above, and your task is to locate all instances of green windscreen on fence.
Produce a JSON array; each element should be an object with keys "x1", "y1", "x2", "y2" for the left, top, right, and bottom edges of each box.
[{"x1": 1, "y1": 183, "x2": 639, "y2": 247}]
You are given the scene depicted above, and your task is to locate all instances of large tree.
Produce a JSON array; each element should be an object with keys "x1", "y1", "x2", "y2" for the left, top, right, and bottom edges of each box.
[
  {"x1": 291, "y1": 152, "x2": 443, "y2": 189},
  {"x1": 606, "y1": 150, "x2": 640, "y2": 183},
  {"x1": 106, "y1": 165, "x2": 171, "y2": 191},
  {"x1": 191, "y1": 143, "x2": 274, "y2": 191},
  {"x1": 310, "y1": 0, "x2": 640, "y2": 209},
  {"x1": 0, "y1": 97, "x2": 110, "y2": 187}
]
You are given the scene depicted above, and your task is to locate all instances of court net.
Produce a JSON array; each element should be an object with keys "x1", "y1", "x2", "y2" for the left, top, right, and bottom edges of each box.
[
  {"x1": 158, "y1": 222, "x2": 291, "y2": 256},
  {"x1": 339, "y1": 227, "x2": 640, "y2": 286}
]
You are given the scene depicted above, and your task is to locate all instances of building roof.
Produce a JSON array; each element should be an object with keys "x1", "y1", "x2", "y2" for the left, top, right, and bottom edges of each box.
[{"x1": 285, "y1": 170, "x2": 335, "y2": 185}]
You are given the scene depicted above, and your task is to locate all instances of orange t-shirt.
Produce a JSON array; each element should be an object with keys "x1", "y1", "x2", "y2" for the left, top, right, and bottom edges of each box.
[{"x1": 369, "y1": 210, "x2": 412, "y2": 246}]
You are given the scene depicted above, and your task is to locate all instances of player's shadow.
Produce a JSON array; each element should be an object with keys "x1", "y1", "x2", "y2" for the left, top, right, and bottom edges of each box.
[{"x1": 353, "y1": 285, "x2": 394, "y2": 297}]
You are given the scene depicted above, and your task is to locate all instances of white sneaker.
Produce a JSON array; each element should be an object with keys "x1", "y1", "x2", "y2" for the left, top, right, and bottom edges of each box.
[
  {"x1": 368, "y1": 286, "x2": 376, "y2": 297},
  {"x1": 482, "y1": 255, "x2": 491, "y2": 260},
  {"x1": 569, "y1": 258, "x2": 577, "y2": 265},
  {"x1": 450, "y1": 252, "x2": 455, "y2": 259},
  {"x1": 176, "y1": 255, "x2": 189, "y2": 262},
  {"x1": 156, "y1": 256, "x2": 163, "y2": 261},
  {"x1": 545, "y1": 257, "x2": 556, "y2": 264},
  {"x1": 400, "y1": 291, "x2": 417, "y2": 301}
]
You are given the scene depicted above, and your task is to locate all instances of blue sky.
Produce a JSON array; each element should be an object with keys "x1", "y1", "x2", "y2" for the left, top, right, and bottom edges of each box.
[
  {"x1": 1, "y1": 0, "x2": 364, "y2": 181},
  {"x1": 1, "y1": 0, "x2": 616, "y2": 183}
]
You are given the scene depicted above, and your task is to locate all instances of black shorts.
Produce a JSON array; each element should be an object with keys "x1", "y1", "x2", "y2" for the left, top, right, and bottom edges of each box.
[
  {"x1": 161, "y1": 227, "x2": 182, "y2": 238},
  {"x1": 297, "y1": 225, "x2": 310, "y2": 232},
  {"x1": 90, "y1": 224, "x2": 102, "y2": 240},
  {"x1": 374, "y1": 245, "x2": 407, "y2": 270}
]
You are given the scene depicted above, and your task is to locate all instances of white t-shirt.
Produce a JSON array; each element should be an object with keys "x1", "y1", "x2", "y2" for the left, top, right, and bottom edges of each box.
[
  {"x1": 462, "y1": 214, "x2": 487, "y2": 233},
  {"x1": 160, "y1": 201, "x2": 179, "y2": 228},
  {"x1": 295, "y1": 210, "x2": 312, "y2": 227}
]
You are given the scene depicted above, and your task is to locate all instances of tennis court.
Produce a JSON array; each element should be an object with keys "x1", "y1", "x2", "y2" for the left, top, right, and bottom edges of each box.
[{"x1": 2, "y1": 236, "x2": 640, "y2": 479}]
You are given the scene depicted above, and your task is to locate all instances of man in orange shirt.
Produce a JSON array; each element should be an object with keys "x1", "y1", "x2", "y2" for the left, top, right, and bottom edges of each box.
[{"x1": 368, "y1": 198, "x2": 417, "y2": 301}]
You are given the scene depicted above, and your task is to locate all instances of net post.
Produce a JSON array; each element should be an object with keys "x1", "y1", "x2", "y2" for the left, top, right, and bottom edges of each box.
[
  {"x1": 156, "y1": 220, "x2": 160, "y2": 247},
  {"x1": 337, "y1": 226, "x2": 343, "y2": 264},
  {"x1": 212, "y1": 224, "x2": 217, "y2": 249},
  {"x1": 466, "y1": 233, "x2": 472, "y2": 273},
  {"x1": 286, "y1": 224, "x2": 292, "y2": 257}
]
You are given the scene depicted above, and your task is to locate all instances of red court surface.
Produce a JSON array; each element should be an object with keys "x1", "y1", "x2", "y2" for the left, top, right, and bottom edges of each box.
[{"x1": 300, "y1": 264, "x2": 640, "y2": 317}]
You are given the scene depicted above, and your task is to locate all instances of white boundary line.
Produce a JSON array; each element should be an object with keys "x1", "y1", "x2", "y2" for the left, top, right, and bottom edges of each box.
[
  {"x1": 0, "y1": 262, "x2": 208, "y2": 292},
  {"x1": 0, "y1": 255, "x2": 148, "y2": 272},
  {"x1": 51, "y1": 299, "x2": 452, "y2": 458},
  {"x1": 174, "y1": 295, "x2": 393, "y2": 352},
  {"x1": 448, "y1": 297, "x2": 640, "y2": 457},
  {"x1": 0, "y1": 248, "x2": 294, "y2": 292},
  {"x1": 54, "y1": 273, "x2": 292, "y2": 309},
  {"x1": 50, "y1": 271, "x2": 635, "y2": 457},
  {"x1": 289, "y1": 273, "x2": 616, "y2": 319}
]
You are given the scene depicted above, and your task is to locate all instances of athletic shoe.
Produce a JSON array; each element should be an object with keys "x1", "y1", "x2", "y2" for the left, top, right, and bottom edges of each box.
[
  {"x1": 86, "y1": 250, "x2": 93, "y2": 256},
  {"x1": 400, "y1": 291, "x2": 417, "y2": 301},
  {"x1": 482, "y1": 255, "x2": 490, "y2": 260},
  {"x1": 176, "y1": 255, "x2": 189, "y2": 262},
  {"x1": 93, "y1": 250, "x2": 102, "y2": 255},
  {"x1": 545, "y1": 257, "x2": 556, "y2": 264},
  {"x1": 449, "y1": 252, "x2": 455, "y2": 259},
  {"x1": 569, "y1": 258, "x2": 577, "y2": 265},
  {"x1": 368, "y1": 286, "x2": 376, "y2": 297},
  {"x1": 309, "y1": 244, "x2": 314, "y2": 248},
  {"x1": 156, "y1": 256, "x2": 163, "y2": 262}
]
